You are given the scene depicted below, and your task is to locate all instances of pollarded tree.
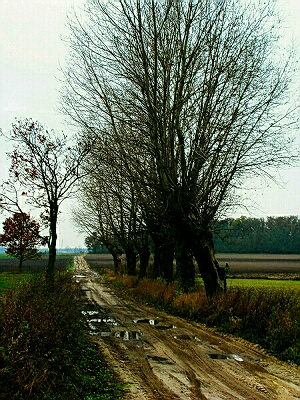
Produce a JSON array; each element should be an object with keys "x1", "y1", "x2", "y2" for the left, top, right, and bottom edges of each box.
[
  {"x1": 0, "y1": 119, "x2": 89, "y2": 279},
  {"x1": 0, "y1": 213, "x2": 47, "y2": 270},
  {"x1": 73, "y1": 142, "x2": 149, "y2": 275},
  {"x1": 62, "y1": 0, "x2": 297, "y2": 295},
  {"x1": 72, "y1": 182, "x2": 124, "y2": 273}
]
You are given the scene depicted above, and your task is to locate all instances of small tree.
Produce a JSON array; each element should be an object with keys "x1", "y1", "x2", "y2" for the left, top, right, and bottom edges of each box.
[
  {"x1": 0, "y1": 213, "x2": 46, "y2": 270},
  {"x1": 0, "y1": 119, "x2": 89, "y2": 279}
]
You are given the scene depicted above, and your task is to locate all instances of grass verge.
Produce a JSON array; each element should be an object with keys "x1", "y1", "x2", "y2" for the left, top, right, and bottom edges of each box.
[
  {"x1": 0, "y1": 272, "x2": 34, "y2": 294},
  {"x1": 228, "y1": 278, "x2": 300, "y2": 289},
  {"x1": 112, "y1": 274, "x2": 300, "y2": 365},
  {"x1": 0, "y1": 273, "x2": 125, "y2": 399}
]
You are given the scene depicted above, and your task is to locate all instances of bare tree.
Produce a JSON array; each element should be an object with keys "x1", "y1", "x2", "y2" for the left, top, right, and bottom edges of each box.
[
  {"x1": 73, "y1": 141, "x2": 150, "y2": 275},
  {"x1": 0, "y1": 119, "x2": 89, "y2": 279},
  {"x1": 62, "y1": 0, "x2": 297, "y2": 295}
]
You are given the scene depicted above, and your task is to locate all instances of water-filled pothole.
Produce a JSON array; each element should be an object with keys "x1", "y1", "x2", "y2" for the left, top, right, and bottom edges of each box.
[
  {"x1": 133, "y1": 318, "x2": 158, "y2": 325},
  {"x1": 93, "y1": 330, "x2": 142, "y2": 340},
  {"x1": 208, "y1": 353, "x2": 243, "y2": 361},
  {"x1": 155, "y1": 324, "x2": 175, "y2": 330},
  {"x1": 81, "y1": 308, "x2": 121, "y2": 335},
  {"x1": 173, "y1": 334, "x2": 192, "y2": 340},
  {"x1": 133, "y1": 319, "x2": 175, "y2": 330},
  {"x1": 114, "y1": 330, "x2": 141, "y2": 340},
  {"x1": 74, "y1": 274, "x2": 87, "y2": 283},
  {"x1": 88, "y1": 317, "x2": 119, "y2": 326},
  {"x1": 82, "y1": 310, "x2": 100, "y2": 316}
]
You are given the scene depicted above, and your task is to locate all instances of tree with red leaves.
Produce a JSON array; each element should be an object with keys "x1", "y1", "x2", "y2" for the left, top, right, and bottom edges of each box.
[
  {"x1": 0, "y1": 213, "x2": 47, "y2": 270},
  {"x1": 0, "y1": 119, "x2": 90, "y2": 279}
]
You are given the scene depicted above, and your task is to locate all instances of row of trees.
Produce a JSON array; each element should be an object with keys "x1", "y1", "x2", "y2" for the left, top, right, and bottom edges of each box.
[
  {"x1": 214, "y1": 216, "x2": 300, "y2": 254},
  {"x1": 0, "y1": 0, "x2": 297, "y2": 295},
  {"x1": 65, "y1": 0, "x2": 296, "y2": 295}
]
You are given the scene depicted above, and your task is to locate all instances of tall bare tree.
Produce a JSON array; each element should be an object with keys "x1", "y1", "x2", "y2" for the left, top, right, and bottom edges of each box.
[
  {"x1": 0, "y1": 119, "x2": 89, "y2": 278},
  {"x1": 73, "y1": 140, "x2": 150, "y2": 275},
  {"x1": 62, "y1": 0, "x2": 297, "y2": 295}
]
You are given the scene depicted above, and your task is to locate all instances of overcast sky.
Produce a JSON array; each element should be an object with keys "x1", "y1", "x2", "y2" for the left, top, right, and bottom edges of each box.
[{"x1": 0, "y1": 0, "x2": 299, "y2": 248}]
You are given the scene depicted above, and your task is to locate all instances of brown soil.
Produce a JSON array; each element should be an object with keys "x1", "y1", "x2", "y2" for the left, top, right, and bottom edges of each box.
[
  {"x1": 74, "y1": 256, "x2": 300, "y2": 400},
  {"x1": 0, "y1": 256, "x2": 74, "y2": 273},
  {"x1": 216, "y1": 254, "x2": 300, "y2": 278}
]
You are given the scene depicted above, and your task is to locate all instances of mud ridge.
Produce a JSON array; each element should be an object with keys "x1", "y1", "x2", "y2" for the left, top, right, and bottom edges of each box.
[{"x1": 73, "y1": 256, "x2": 300, "y2": 400}]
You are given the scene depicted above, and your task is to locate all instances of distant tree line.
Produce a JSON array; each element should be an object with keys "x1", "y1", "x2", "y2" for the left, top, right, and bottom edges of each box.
[
  {"x1": 213, "y1": 216, "x2": 300, "y2": 254},
  {"x1": 85, "y1": 235, "x2": 109, "y2": 254}
]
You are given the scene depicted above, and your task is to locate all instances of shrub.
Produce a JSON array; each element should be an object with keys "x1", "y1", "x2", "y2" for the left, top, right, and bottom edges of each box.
[
  {"x1": 114, "y1": 274, "x2": 300, "y2": 365},
  {"x1": 135, "y1": 279, "x2": 177, "y2": 306},
  {"x1": 0, "y1": 273, "x2": 124, "y2": 399}
]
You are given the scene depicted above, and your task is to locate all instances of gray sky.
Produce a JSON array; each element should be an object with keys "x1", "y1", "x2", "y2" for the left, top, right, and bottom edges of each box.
[{"x1": 0, "y1": 0, "x2": 299, "y2": 248}]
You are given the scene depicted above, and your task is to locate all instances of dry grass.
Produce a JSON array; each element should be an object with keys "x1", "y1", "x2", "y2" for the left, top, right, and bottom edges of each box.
[
  {"x1": 113, "y1": 275, "x2": 300, "y2": 365},
  {"x1": 135, "y1": 279, "x2": 177, "y2": 305},
  {"x1": 0, "y1": 273, "x2": 125, "y2": 399}
]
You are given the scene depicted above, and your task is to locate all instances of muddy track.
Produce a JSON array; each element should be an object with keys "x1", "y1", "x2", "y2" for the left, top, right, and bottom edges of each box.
[{"x1": 73, "y1": 256, "x2": 300, "y2": 400}]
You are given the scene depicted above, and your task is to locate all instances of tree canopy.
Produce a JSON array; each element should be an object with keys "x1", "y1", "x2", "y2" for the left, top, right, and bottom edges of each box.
[
  {"x1": 62, "y1": 0, "x2": 297, "y2": 295},
  {"x1": 0, "y1": 213, "x2": 46, "y2": 270},
  {"x1": 0, "y1": 119, "x2": 89, "y2": 278}
]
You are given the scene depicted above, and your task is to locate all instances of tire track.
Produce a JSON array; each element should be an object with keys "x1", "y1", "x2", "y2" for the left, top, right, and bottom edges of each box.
[{"x1": 73, "y1": 256, "x2": 300, "y2": 400}]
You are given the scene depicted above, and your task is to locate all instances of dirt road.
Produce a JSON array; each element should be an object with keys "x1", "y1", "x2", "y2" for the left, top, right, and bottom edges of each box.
[{"x1": 73, "y1": 256, "x2": 300, "y2": 400}]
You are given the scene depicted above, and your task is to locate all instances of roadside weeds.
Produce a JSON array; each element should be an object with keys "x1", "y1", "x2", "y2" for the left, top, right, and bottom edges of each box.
[
  {"x1": 110, "y1": 273, "x2": 300, "y2": 366},
  {"x1": 0, "y1": 272, "x2": 125, "y2": 400}
]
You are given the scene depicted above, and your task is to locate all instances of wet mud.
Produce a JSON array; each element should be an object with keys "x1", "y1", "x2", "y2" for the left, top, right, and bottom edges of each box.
[{"x1": 74, "y1": 256, "x2": 300, "y2": 400}]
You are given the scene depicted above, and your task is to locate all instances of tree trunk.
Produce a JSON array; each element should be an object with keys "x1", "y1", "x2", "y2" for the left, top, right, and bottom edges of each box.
[
  {"x1": 19, "y1": 255, "x2": 23, "y2": 272},
  {"x1": 175, "y1": 242, "x2": 195, "y2": 292},
  {"x1": 137, "y1": 244, "x2": 150, "y2": 279},
  {"x1": 124, "y1": 246, "x2": 137, "y2": 275},
  {"x1": 152, "y1": 240, "x2": 174, "y2": 281},
  {"x1": 192, "y1": 232, "x2": 226, "y2": 297},
  {"x1": 105, "y1": 243, "x2": 122, "y2": 274},
  {"x1": 46, "y1": 201, "x2": 58, "y2": 280}
]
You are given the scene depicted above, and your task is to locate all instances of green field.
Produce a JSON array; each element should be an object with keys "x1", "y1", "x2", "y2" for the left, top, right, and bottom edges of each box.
[
  {"x1": 194, "y1": 277, "x2": 300, "y2": 290},
  {"x1": 0, "y1": 272, "x2": 33, "y2": 293},
  {"x1": 0, "y1": 255, "x2": 74, "y2": 294},
  {"x1": 227, "y1": 278, "x2": 300, "y2": 289}
]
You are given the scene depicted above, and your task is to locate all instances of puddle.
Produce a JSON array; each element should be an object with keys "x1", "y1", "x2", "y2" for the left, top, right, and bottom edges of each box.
[
  {"x1": 209, "y1": 353, "x2": 228, "y2": 360},
  {"x1": 101, "y1": 331, "x2": 111, "y2": 337},
  {"x1": 82, "y1": 309, "x2": 141, "y2": 340},
  {"x1": 195, "y1": 336, "x2": 205, "y2": 344},
  {"x1": 81, "y1": 305, "x2": 110, "y2": 313},
  {"x1": 230, "y1": 354, "x2": 244, "y2": 362},
  {"x1": 174, "y1": 335, "x2": 207, "y2": 343},
  {"x1": 133, "y1": 318, "x2": 158, "y2": 325},
  {"x1": 86, "y1": 319, "x2": 111, "y2": 334},
  {"x1": 73, "y1": 274, "x2": 86, "y2": 282},
  {"x1": 155, "y1": 324, "x2": 175, "y2": 330},
  {"x1": 133, "y1": 319, "x2": 175, "y2": 330},
  {"x1": 115, "y1": 331, "x2": 141, "y2": 340},
  {"x1": 81, "y1": 307, "x2": 121, "y2": 335},
  {"x1": 90, "y1": 330, "x2": 141, "y2": 340},
  {"x1": 208, "y1": 353, "x2": 244, "y2": 361},
  {"x1": 174, "y1": 335, "x2": 192, "y2": 340},
  {"x1": 81, "y1": 310, "x2": 100, "y2": 316},
  {"x1": 88, "y1": 317, "x2": 119, "y2": 326}
]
